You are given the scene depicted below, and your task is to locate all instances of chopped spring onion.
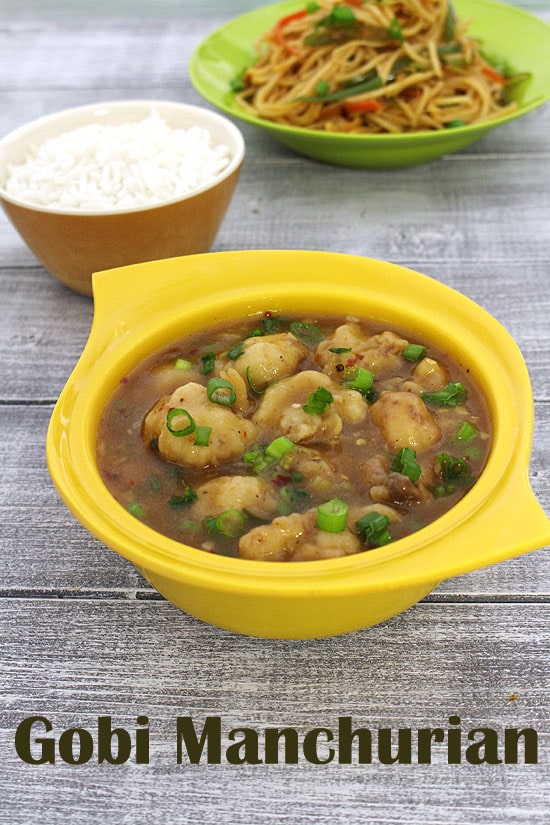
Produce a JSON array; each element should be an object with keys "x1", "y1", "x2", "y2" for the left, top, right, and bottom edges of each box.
[
  {"x1": 207, "y1": 377, "x2": 237, "y2": 406},
  {"x1": 444, "y1": 119, "x2": 466, "y2": 129},
  {"x1": 279, "y1": 484, "x2": 310, "y2": 515},
  {"x1": 289, "y1": 321, "x2": 324, "y2": 345},
  {"x1": 243, "y1": 445, "x2": 272, "y2": 474},
  {"x1": 355, "y1": 511, "x2": 392, "y2": 547},
  {"x1": 329, "y1": 346, "x2": 352, "y2": 354},
  {"x1": 200, "y1": 352, "x2": 216, "y2": 375},
  {"x1": 149, "y1": 475, "x2": 161, "y2": 492},
  {"x1": 391, "y1": 447, "x2": 422, "y2": 483},
  {"x1": 344, "y1": 366, "x2": 374, "y2": 391},
  {"x1": 175, "y1": 358, "x2": 192, "y2": 370},
  {"x1": 128, "y1": 502, "x2": 145, "y2": 519},
  {"x1": 227, "y1": 341, "x2": 245, "y2": 360},
  {"x1": 179, "y1": 518, "x2": 202, "y2": 534},
  {"x1": 206, "y1": 509, "x2": 247, "y2": 538},
  {"x1": 194, "y1": 426, "x2": 212, "y2": 447},
  {"x1": 265, "y1": 435, "x2": 295, "y2": 460},
  {"x1": 403, "y1": 343, "x2": 427, "y2": 362},
  {"x1": 303, "y1": 385, "x2": 334, "y2": 415},
  {"x1": 245, "y1": 365, "x2": 264, "y2": 395},
  {"x1": 315, "y1": 80, "x2": 330, "y2": 96},
  {"x1": 166, "y1": 408, "x2": 196, "y2": 437},
  {"x1": 421, "y1": 381, "x2": 467, "y2": 407},
  {"x1": 316, "y1": 499, "x2": 349, "y2": 533},
  {"x1": 453, "y1": 421, "x2": 478, "y2": 442},
  {"x1": 434, "y1": 452, "x2": 476, "y2": 495},
  {"x1": 169, "y1": 481, "x2": 197, "y2": 507}
]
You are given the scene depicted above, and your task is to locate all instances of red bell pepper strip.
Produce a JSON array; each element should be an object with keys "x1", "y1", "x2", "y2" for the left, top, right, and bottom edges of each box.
[
  {"x1": 344, "y1": 99, "x2": 383, "y2": 113},
  {"x1": 482, "y1": 65, "x2": 507, "y2": 84},
  {"x1": 274, "y1": 9, "x2": 308, "y2": 54}
]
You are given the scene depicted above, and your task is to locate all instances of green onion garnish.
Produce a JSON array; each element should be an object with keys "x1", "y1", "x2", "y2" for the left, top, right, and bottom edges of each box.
[
  {"x1": 289, "y1": 321, "x2": 324, "y2": 345},
  {"x1": 316, "y1": 499, "x2": 349, "y2": 533},
  {"x1": 329, "y1": 347, "x2": 352, "y2": 354},
  {"x1": 245, "y1": 365, "x2": 264, "y2": 395},
  {"x1": 169, "y1": 481, "x2": 197, "y2": 507},
  {"x1": 206, "y1": 509, "x2": 247, "y2": 538},
  {"x1": 128, "y1": 502, "x2": 145, "y2": 520},
  {"x1": 391, "y1": 447, "x2": 422, "y2": 483},
  {"x1": 344, "y1": 366, "x2": 374, "y2": 391},
  {"x1": 444, "y1": 119, "x2": 466, "y2": 129},
  {"x1": 194, "y1": 426, "x2": 212, "y2": 447},
  {"x1": 453, "y1": 421, "x2": 478, "y2": 442},
  {"x1": 265, "y1": 436, "x2": 295, "y2": 460},
  {"x1": 149, "y1": 475, "x2": 161, "y2": 492},
  {"x1": 178, "y1": 518, "x2": 202, "y2": 534},
  {"x1": 421, "y1": 382, "x2": 467, "y2": 407},
  {"x1": 166, "y1": 408, "x2": 196, "y2": 437},
  {"x1": 278, "y1": 483, "x2": 310, "y2": 515},
  {"x1": 403, "y1": 343, "x2": 427, "y2": 362},
  {"x1": 243, "y1": 445, "x2": 271, "y2": 474},
  {"x1": 303, "y1": 385, "x2": 334, "y2": 415},
  {"x1": 437, "y1": 453, "x2": 475, "y2": 492},
  {"x1": 355, "y1": 511, "x2": 392, "y2": 547},
  {"x1": 227, "y1": 341, "x2": 245, "y2": 360},
  {"x1": 175, "y1": 358, "x2": 192, "y2": 370},
  {"x1": 200, "y1": 352, "x2": 216, "y2": 375},
  {"x1": 207, "y1": 377, "x2": 237, "y2": 406}
]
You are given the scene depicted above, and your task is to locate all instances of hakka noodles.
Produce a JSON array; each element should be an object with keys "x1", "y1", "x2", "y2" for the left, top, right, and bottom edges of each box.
[
  {"x1": 97, "y1": 313, "x2": 491, "y2": 562},
  {"x1": 231, "y1": 0, "x2": 527, "y2": 133}
]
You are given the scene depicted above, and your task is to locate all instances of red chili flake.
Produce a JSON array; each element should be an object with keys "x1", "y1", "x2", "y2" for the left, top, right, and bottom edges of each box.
[
  {"x1": 356, "y1": 353, "x2": 364, "y2": 360},
  {"x1": 129, "y1": 480, "x2": 136, "y2": 488},
  {"x1": 120, "y1": 376, "x2": 129, "y2": 384},
  {"x1": 272, "y1": 474, "x2": 292, "y2": 487},
  {"x1": 346, "y1": 358, "x2": 357, "y2": 367}
]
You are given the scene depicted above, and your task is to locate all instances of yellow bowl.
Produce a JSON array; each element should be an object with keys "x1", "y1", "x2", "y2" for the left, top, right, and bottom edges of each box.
[
  {"x1": 46, "y1": 250, "x2": 550, "y2": 638},
  {"x1": 0, "y1": 100, "x2": 244, "y2": 295}
]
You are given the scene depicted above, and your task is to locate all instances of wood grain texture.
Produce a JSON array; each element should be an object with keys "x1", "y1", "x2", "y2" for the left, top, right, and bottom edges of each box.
[
  {"x1": 0, "y1": 2, "x2": 549, "y2": 821},
  {"x1": 0, "y1": 600, "x2": 548, "y2": 824}
]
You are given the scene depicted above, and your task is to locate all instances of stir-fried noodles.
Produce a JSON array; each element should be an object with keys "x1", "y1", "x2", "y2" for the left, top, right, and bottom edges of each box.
[{"x1": 232, "y1": 0, "x2": 523, "y2": 133}]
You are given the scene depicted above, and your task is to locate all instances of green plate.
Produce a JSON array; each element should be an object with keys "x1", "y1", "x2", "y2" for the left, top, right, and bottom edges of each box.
[{"x1": 189, "y1": 0, "x2": 550, "y2": 168}]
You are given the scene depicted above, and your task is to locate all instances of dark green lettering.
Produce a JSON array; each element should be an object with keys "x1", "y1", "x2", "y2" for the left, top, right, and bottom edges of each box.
[{"x1": 176, "y1": 716, "x2": 221, "y2": 764}]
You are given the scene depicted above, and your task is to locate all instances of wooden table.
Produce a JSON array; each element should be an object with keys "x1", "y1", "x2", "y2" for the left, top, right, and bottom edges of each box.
[{"x1": 1, "y1": 2, "x2": 549, "y2": 821}]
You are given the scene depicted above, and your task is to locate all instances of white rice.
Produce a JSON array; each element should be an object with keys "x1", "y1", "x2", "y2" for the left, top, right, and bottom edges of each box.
[{"x1": 4, "y1": 113, "x2": 232, "y2": 211}]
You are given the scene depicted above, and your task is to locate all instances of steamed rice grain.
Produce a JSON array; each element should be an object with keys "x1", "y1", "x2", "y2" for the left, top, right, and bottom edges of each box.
[{"x1": 5, "y1": 114, "x2": 232, "y2": 211}]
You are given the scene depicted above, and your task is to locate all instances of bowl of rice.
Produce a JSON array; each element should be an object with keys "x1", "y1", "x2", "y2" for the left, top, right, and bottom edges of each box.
[{"x1": 0, "y1": 100, "x2": 245, "y2": 295}]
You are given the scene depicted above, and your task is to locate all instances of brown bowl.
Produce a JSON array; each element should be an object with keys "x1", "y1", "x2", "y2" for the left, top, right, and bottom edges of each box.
[{"x1": 0, "y1": 100, "x2": 245, "y2": 295}]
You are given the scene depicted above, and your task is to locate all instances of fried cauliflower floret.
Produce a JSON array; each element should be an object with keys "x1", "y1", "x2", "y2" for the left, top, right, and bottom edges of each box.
[
  {"x1": 360, "y1": 455, "x2": 432, "y2": 507},
  {"x1": 401, "y1": 357, "x2": 450, "y2": 394},
  {"x1": 252, "y1": 370, "x2": 366, "y2": 444},
  {"x1": 219, "y1": 332, "x2": 308, "y2": 392},
  {"x1": 316, "y1": 324, "x2": 409, "y2": 379},
  {"x1": 348, "y1": 503, "x2": 402, "y2": 525},
  {"x1": 143, "y1": 382, "x2": 258, "y2": 469},
  {"x1": 281, "y1": 446, "x2": 336, "y2": 497},
  {"x1": 238, "y1": 508, "x2": 362, "y2": 562},
  {"x1": 190, "y1": 476, "x2": 280, "y2": 521},
  {"x1": 369, "y1": 391, "x2": 441, "y2": 452}
]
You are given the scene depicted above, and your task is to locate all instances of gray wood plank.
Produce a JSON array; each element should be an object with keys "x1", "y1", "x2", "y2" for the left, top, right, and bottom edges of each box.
[{"x1": 0, "y1": 600, "x2": 548, "y2": 824}]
